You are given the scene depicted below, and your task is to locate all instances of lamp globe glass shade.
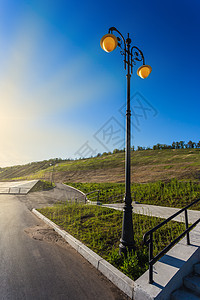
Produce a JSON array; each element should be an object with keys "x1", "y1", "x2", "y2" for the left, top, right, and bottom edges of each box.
[
  {"x1": 100, "y1": 34, "x2": 118, "y2": 53},
  {"x1": 137, "y1": 65, "x2": 152, "y2": 79}
]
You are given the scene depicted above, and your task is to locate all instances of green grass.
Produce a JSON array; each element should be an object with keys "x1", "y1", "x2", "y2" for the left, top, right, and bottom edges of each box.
[
  {"x1": 30, "y1": 180, "x2": 55, "y2": 192},
  {"x1": 163, "y1": 165, "x2": 173, "y2": 169},
  {"x1": 66, "y1": 182, "x2": 125, "y2": 203},
  {"x1": 38, "y1": 203, "x2": 185, "y2": 280},
  {"x1": 66, "y1": 179, "x2": 200, "y2": 209}
]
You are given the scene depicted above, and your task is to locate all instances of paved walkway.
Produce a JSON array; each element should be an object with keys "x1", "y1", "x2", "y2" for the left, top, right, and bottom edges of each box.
[
  {"x1": 0, "y1": 180, "x2": 39, "y2": 194},
  {"x1": 102, "y1": 202, "x2": 200, "y2": 224}
]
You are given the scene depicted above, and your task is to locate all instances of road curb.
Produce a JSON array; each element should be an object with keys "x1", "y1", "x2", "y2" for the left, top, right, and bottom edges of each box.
[
  {"x1": 32, "y1": 208, "x2": 134, "y2": 299},
  {"x1": 63, "y1": 184, "x2": 90, "y2": 203},
  {"x1": 64, "y1": 184, "x2": 87, "y2": 197}
]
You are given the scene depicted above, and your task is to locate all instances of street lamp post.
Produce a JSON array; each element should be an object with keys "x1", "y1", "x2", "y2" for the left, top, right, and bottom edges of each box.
[
  {"x1": 49, "y1": 163, "x2": 55, "y2": 185},
  {"x1": 100, "y1": 27, "x2": 152, "y2": 256}
]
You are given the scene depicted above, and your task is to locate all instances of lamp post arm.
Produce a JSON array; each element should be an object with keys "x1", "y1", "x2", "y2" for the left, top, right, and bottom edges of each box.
[
  {"x1": 131, "y1": 46, "x2": 145, "y2": 65},
  {"x1": 108, "y1": 27, "x2": 128, "y2": 70},
  {"x1": 108, "y1": 27, "x2": 126, "y2": 45}
]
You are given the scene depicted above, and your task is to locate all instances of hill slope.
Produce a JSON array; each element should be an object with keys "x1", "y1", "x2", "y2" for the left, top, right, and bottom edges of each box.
[{"x1": 0, "y1": 148, "x2": 199, "y2": 183}]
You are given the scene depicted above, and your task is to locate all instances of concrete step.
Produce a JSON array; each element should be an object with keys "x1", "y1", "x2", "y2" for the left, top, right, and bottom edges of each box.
[
  {"x1": 171, "y1": 287, "x2": 200, "y2": 300},
  {"x1": 183, "y1": 274, "x2": 200, "y2": 295},
  {"x1": 194, "y1": 263, "x2": 200, "y2": 275}
]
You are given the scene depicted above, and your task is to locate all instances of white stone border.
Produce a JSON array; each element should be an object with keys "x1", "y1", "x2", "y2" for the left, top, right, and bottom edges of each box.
[
  {"x1": 32, "y1": 208, "x2": 134, "y2": 299},
  {"x1": 63, "y1": 184, "x2": 90, "y2": 203},
  {"x1": 64, "y1": 183, "x2": 86, "y2": 197}
]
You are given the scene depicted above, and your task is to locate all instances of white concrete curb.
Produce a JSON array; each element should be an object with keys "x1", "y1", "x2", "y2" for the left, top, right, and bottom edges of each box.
[
  {"x1": 63, "y1": 184, "x2": 102, "y2": 205},
  {"x1": 63, "y1": 184, "x2": 89, "y2": 203},
  {"x1": 64, "y1": 184, "x2": 86, "y2": 197},
  {"x1": 32, "y1": 208, "x2": 134, "y2": 299}
]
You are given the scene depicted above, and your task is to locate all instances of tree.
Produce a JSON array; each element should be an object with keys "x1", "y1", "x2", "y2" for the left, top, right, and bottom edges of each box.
[
  {"x1": 160, "y1": 144, "x2": 171, "y2": 149},
  {"x1": 113, "y1": 149, "x2": 120, "y2": 154},
  {"x1": 102, "y1": 152, "x2": 108, "y2": 156},
  {"x1": 171, "y1": 142, "x2": 176, "y2": 149},
  {"x1": 137, "y1": 146, "x2": 143, "y2": 151},
  {"x1": 196, "y1": 141, "x2": 200, "y2": 148},
  {"x1": 179, "y1": 141, "x2": 185, "y2": 149},
  {"x1": 187, "y1": 140, "x2": 195, "y2": 148}
]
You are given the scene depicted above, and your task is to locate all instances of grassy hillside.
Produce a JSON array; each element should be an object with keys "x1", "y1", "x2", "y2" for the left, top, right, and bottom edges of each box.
[
  {"x1": 0, "y1": 148, "x2": 199, "y2": 183},
  {"x1": 0, "y1": 159, "x2": 60, "y2": 180}
]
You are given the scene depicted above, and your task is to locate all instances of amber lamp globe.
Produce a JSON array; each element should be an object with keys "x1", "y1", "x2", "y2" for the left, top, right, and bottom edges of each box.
[
  {"x1": 137, "y1": 65, "x2": 152, "y2": 79},
  {"x1": 100, "y1": 33, "x2": 118, "y2": 53}
]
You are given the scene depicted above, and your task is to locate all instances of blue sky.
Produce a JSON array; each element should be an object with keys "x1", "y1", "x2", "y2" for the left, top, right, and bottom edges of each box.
[{"x1": 0, "y1": 0, "x2": 199, "y2": 166}]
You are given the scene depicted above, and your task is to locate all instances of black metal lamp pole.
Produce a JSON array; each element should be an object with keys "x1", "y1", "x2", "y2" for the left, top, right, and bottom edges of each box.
[
  {"x1": 49, "y1": 162, "x2": 55, "y2": 185},
  {"x1": 100, "y1": 27, "x2": 151, "y2": 256},
  {"x1": 119, "y1": 32, "x2": 135, "y2": 256}
]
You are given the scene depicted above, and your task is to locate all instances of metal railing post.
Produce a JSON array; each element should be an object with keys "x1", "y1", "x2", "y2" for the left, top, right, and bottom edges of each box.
[
  {"x1": 149, "y1": 232, "x2": 154, "y2": 283},
  {"x1": 185, "y1": 209, "x2": 190, "y2": 245}
]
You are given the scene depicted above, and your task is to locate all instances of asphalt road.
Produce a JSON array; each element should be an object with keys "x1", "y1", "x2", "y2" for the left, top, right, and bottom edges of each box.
[{"x1": 0, "y1": 192, "x2": 128, "y2": 300}]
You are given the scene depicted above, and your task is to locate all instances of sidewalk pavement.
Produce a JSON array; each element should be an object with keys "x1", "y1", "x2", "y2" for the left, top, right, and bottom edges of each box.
[
  {"x1": 102, "y1": 202, "x2": 200, "y2": 224},
  {"x1": 0, "y1": 180, "x2": 39, "y2": 194}
]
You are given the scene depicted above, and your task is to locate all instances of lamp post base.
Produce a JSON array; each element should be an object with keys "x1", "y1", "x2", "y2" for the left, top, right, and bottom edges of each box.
[
  {"x1": 119, "y1": 196, "x2": 135, "y2": 257},
  {"x1": 119, "y1": 240, "x2": 135, "y2": 256},
  {"x1": 119, "y1": 242, "x2": 127, "y2": 256}
]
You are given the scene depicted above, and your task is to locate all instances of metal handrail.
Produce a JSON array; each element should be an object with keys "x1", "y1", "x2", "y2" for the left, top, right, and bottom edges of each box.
[
  {"x1": 86, "y1": 191, "x2": 124, "y2": 203},
  {"x1": 107, "y1": 193, "x2": 124, "y2": 203},
  {"x1": 86, "y1": 190, "x2": 100, "y2": 203},
  {"x1": 85, "y1": 190, "x2": 100, "y2": 196},
  {"x1": 143, "y1": 198, "x2": 200, "y2": 284}
]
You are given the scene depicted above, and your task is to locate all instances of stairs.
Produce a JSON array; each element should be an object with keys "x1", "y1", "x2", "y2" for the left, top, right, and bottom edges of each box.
[{"x1": 171, "y1": 263, "x2": 200, "y2": 299}]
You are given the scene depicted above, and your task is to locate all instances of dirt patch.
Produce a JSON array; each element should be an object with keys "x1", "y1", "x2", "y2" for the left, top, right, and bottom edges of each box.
[
  {"x1": 183, "y1": 154, "x2": 195, "y2": 159},
  {"x1": 24, "y1": 224, "x2": 68, "y2": 248},
  {"x1": 40, "y1": 163, "x2": 200, "y2": 184}
]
